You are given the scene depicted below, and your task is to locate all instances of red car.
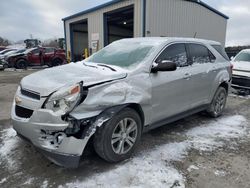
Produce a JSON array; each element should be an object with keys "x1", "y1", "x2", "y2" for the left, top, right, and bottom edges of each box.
[{"x1": 7, "y1": 47, "x2": 66, "y2": 69}]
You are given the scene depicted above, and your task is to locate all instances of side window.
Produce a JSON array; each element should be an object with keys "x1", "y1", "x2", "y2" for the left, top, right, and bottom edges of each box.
[
  {"x1": 32, "y1": 49, "x2": 40, "y2": 55},
  {"x1": 156, "y1": 43, "x2": 188, "y2": 67},
  {"x1": 212, "y1": 45, "x2": 229, "y2": 61},
  {"x1": 45, "y1": 48, "x2": 54, "y2": 53},
  {"x1": 188, "y1": 44, "x2": 215, "y2": 64}
]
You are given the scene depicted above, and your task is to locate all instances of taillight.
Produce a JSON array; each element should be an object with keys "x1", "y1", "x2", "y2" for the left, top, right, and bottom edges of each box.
[{"x1": 230, "y1": 64, "x2": 233, "y2": 74}]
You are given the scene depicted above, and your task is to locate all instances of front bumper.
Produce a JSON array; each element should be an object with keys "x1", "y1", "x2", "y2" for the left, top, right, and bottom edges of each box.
[
  {"x1": 232, "y1": 75, "x2": 250, "y2": 90},
  {"x1": 11, "y1": 105, "x2": 89, "y2": 168},
  {"x1": 17, "y1": 133, "x2": 81, "y2": 168}
]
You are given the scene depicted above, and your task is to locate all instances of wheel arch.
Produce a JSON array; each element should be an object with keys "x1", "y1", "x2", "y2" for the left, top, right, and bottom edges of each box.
[
  {"x1": 219, "y1": 81, "x2": 229, "y2": 93},
  {"x1": 15, "y1": 57, "x2": 28, "y2": 68}
]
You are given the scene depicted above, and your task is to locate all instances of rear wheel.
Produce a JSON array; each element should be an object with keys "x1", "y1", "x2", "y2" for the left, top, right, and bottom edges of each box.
[
  {"x1": 94, "y1": 108, "x2": 142, "y2": 162},
  {"x1": 16, "y1": 59, "x2": 28, "y2": 69},
  {"x1": 207, "y1": 87, "x2": 227, "y2": 118},
  {"x1": 3, "y1": 64, "x2": 8, "y2": 70}
]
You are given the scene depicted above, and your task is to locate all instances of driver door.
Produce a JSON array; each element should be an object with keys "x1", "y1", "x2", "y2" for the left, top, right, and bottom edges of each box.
[
  {"x1": 27, "y1": 48, "x2": 41, "y2": 65},
  {"x1": 150, "y1": 43, "x2": 193, "y2": 123}
]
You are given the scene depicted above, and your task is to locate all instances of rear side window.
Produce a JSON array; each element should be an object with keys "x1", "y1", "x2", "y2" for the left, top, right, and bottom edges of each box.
[
  {"x1": 187, "y1": 44, "x2": 215, "y2": 64},
  {"x1": 212, "y1": 45, "x2": 229, "y2": 60},
  {"x1": 45, "y1": 48, "x2": 55, "y2": 53},
  {"x1": 156, "y1": 43, "x2": 188, "y2": 67}
]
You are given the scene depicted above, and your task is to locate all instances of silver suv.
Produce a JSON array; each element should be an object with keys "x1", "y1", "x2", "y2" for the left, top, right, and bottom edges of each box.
[{"x1": 11, "y1": 38, "x2": 231, "y2": 168}]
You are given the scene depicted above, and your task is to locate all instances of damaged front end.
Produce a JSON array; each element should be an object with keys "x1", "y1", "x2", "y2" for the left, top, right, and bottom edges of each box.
[{"x1": 11, "y1": 78, "x2": 133, "y2": 168}]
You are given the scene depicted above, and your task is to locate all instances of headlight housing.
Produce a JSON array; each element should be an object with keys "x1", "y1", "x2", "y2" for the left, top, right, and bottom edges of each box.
[{"x1": 44, "y1": 82, "x2": 85, "y2": 115}]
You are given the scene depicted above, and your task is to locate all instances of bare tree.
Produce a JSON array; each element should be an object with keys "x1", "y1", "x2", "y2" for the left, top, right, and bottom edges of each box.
[
  {"x1": 42, "y1": 39, "x2": 59, "y2": 48},
  {"x1": 0, "y1": 36, "x2": 11, "y2": 46}
]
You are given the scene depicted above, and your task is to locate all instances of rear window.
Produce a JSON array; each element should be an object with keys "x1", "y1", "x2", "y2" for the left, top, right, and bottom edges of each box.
[
  {"x1": 212, "y1": 45, "x2": 229, "y2": 60},
  {"x1": 187, "y1": 44, "x2": 215, "y2": 64}
]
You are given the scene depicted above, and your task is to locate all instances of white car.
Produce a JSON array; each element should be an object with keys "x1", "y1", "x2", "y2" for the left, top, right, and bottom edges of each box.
[{"x1": 231, "y1": 49, "x2": 250, "y2": 90}]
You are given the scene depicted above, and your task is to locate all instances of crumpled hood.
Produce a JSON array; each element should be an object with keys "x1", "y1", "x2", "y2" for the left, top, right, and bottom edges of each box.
[{"x1": 21, "y1": 62, "x2": 127, "y2": 96}]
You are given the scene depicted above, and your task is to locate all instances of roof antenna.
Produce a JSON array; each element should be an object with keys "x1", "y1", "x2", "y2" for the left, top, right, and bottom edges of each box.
[{"x1": 193, "y1": 32, "x2": 197, "y2": 38}]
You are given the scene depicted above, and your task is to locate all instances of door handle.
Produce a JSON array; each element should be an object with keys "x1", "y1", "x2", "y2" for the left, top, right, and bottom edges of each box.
[{"x1": 183, "y1": 73, "x2": 192, "y2": 80}]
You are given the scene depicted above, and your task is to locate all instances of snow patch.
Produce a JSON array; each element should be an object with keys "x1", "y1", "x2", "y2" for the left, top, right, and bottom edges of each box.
[
  {"x1": 23, "y1": 177, "x2": 35, "y2": 185},
  {"x1": 0, "y1": 128, "x2": 19, "y2": 169},
  {"x1": 63, "y1": 115, "x2": 247, "y2": 188},
  {"x1": 214, "y1": 170, "x2": 227, "y2": 177},
  {"x1": 0, "y1": 178, "x2": 7, "y2": 184},
  {"x1": 61, "y1": 143, "x2": 186, "y2": 188},
  {"x1": 41, "y1": 180, "x2": 48, "y2": 188},
  {"x1": 186, "y1": 115, "x2": 246, "y2": 151},
  {"x1": 187, "y1": 165, "x2": 199, "y2": 172}
]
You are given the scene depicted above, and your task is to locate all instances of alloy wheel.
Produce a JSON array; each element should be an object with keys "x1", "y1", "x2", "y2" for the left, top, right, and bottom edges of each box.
[{"x1": 111, "y1": 118, "x2": 138, "y2": 155}]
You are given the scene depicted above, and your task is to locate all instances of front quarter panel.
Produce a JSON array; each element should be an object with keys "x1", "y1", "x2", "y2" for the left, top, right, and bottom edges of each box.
[{"x1": 70, "y1": 72, "x2": 152, "y2": 125}]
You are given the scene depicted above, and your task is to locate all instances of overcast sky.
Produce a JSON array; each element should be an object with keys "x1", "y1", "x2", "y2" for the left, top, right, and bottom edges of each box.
[{"x1": 0, "y1": 0, "x2": 249, "y2": 47}]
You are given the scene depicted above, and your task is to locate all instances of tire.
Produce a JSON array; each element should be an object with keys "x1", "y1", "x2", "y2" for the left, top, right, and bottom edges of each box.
[
  {"x1": 3, "y1": 64, "x2": 8, "y2": 70},
  {"x1": 207, "y1": 87, "x2": 227, "y2": 118},
  {"x1": 16, "y1": 59, "x2": 28, "y2": 69},
  {"x1": 94, "y1": 108, "x2": 142, "y2": 163},
  {"x1": 51, "y1": 58, "x2": 62, "y2": 67}
]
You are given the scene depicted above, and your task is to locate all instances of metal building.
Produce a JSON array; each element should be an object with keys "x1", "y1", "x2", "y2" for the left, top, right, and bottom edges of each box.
[{"x1": 62, "y1": 0, "x2": 228, "y2": 62}]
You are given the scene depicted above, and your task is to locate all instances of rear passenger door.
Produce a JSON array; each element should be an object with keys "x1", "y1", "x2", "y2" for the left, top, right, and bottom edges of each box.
[{"x1": 186, "y1": 43, "x2": 216, "y2": 106}]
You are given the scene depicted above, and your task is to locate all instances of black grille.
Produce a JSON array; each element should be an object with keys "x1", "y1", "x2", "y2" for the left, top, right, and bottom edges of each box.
[
  {"x1": 21, "y1": 88, "x2": 40, "y2": 100},
  {"x1": 232, "y1": 76, "x2": 250, "y2": 88},
  {"x1": 15, "y1": 105, "x2": 33, "y2": 118}
]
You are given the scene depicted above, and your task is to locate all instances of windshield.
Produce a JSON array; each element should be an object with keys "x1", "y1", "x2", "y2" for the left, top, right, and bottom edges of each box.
[
  {"x1": 234, "y1": 52, "x2": 250, "y2": 62},
  {"x1": 85, "y1": 40, "x2": 155, "y2": 69}
]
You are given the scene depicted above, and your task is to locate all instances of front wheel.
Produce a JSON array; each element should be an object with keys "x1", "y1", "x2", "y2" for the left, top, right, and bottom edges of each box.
[
  {"x1": 94, "y1": 108, "x2": 142, "y2": 163},
  {"x1": 207, "y1": 87, "x2": 227, "y2": 118},
  {"x1": 3, "y1": 64, "x2": 8, "y2": 70},
  {"x1": 16, "y1": 59, "x2": 28, "y2": 69}
]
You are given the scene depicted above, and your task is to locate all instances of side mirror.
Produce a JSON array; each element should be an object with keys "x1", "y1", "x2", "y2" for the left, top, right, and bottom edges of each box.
[
  {"x1": 230, "y1": 56, "x2": 234, "y2": 61},
  {"x1": 151, "y1": 60, "x2": 177, "y2": 73}
]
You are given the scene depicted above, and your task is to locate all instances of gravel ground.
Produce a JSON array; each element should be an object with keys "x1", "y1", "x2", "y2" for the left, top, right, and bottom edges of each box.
[{"x1": 0, "y1": 69, "x2": 250, "y2": 188}]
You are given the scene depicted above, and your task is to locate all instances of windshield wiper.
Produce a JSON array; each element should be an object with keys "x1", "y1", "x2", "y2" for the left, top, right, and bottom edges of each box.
[
  {"x1": 97, "y1": 64, "x2": 116, "y2": 72},
  {"x1": 83, "y1": 62, "x2": 98, "y2": 68}
]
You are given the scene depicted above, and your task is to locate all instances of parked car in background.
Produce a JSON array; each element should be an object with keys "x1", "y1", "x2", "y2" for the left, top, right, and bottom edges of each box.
[
  {"x1": 0, "y1": 48, "x2": 16, "y2": 56},
  {"x1": 11, "y1": 38, "x2": 231, "y2": 168},
  {"x1": 0, "y1": 49, "x2": 19, "y2": 59},
  {"x1": 4, "y1": 48, "x2": 28, "y2": 63},
  {"x1": 0, "y1": 58, "x2": 9, "y2": 70},
  {"x1": 0, "y1": 46, "x2": 7, "y2": 52},
  {"x1": 7, "y1": 47, "x2": 66, "y2": 69},
  {"x1": 231, "y1": 49, "x2": 250, "y2": 91},
  {"x1": 0, "y1": 49, "x2": 19, "y2": 70}
]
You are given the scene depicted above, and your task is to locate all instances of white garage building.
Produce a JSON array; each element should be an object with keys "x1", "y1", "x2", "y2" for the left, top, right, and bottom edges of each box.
[{"x1": 62, "y1": 0, "x2": 228, "y2": 61}]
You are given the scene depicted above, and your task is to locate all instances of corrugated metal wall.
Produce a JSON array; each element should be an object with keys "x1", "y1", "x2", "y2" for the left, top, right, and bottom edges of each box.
[
  {"x1": 146, "y1": 0, "x2": 227, "y2": 46},
  {"x1": 65, "y1": 0, "x2": 142, "y2": 52},
  {"x1": 64, "y1": 0, "x2": 227, "y2": 56}
]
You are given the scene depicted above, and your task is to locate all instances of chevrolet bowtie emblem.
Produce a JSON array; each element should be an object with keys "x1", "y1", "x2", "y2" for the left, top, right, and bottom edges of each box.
[{"x1": 15, "y1": 96, "x2": 22, "y2": 104}]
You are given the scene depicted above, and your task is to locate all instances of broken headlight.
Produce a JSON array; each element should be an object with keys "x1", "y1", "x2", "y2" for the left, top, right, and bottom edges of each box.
[{"x1": 44, "y1": 83, "x2": 84, "y2": 115}]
